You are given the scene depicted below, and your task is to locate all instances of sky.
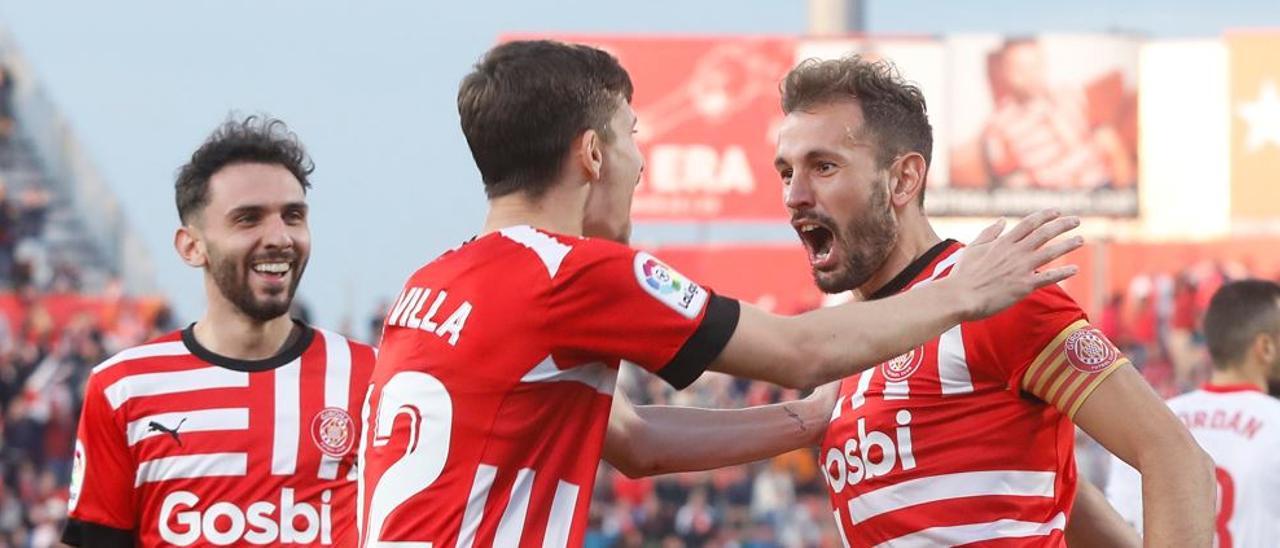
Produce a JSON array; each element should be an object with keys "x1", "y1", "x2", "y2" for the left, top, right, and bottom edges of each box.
[{"x1": 0, "y1": 0, "x2": 1275, "y2": 336}]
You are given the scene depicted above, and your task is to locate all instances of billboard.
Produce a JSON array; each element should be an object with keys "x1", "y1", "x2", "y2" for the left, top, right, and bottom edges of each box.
[
  {"x1": 935, "y1": 35, "x2": 1141, "y2": 217},
  {"x1": 504, "y1": 34, "x2": 1143, "y2": 219},
  {"x1": 1228, "y1": 32, "x2": 1280, "y2": 220}
]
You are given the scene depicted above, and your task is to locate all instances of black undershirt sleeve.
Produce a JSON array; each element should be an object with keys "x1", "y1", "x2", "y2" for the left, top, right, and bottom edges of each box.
[
  {"x1": 62, "y1": 518, "x2": 135, "y2": 548},
  {"x1": 655, "y1": 294, "x2": 741, "y2": 390}
]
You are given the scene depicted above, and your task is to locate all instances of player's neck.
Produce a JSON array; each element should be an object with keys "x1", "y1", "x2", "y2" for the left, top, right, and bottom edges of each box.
[
  {"x1": 858, "y1": 212, "x2": 943, "y2": 298},
  {"x1": 1209, "y1": 365, "x2": 1267, "y2": 391},
  {"x1": 193, "y1": 299, "x2": 297, "y2": 361},
  {"x1": 482, "y1": 184, "x2": 587, "y2": 238}
]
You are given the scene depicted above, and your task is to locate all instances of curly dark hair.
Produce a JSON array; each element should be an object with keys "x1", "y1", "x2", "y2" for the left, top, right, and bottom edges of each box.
[
  {"x1": 175, "y1": 115, "x2": 314, "y2": 224},
  {"x1": 458, "y1": 40, "x2": 634, "y2": 199},
  {"x1": 781, "y1": 55, "x2": 933, "y2": 203}
]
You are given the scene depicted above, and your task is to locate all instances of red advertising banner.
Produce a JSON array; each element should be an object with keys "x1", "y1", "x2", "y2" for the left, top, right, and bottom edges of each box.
[{"x1": 505, "y1": 34, "x2": 798, "y2": 221}]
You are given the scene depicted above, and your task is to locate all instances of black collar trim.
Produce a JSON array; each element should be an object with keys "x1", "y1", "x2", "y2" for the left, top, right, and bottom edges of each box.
[
  {"x1": 181, "y1": 319, "x2": 314, "y2": 372},
  {"x1": 869, "y1": 239, "x2": 959, "y2": 301}
]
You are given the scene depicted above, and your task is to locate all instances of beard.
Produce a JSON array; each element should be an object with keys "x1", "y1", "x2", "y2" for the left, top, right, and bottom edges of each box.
[
  {"x1": 813, "y1": 179, "x2": 899, "y2": 294},
  {"x1": 207, "y1": 244, "x2": 306, "y2": 322}
]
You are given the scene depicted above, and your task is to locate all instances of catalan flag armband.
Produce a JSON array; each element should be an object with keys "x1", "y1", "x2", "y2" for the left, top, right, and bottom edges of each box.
[{"x1": 1021, "y1": 320, "x2": 1129, "y2": 419}]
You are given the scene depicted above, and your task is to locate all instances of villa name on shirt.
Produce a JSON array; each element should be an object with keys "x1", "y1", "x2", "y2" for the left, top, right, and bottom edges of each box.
[{"x1": 386, "y1": 286, "x2": 473, "y2": 346}]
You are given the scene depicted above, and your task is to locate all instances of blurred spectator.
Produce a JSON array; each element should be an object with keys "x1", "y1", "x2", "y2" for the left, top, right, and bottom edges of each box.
[
  {"x1": 674, "y1": 487, "x2": 717, "y2": 545},
  {"x1": 0, "y1": 179, "x2": 16, "y2": 287},
  {"x1": 0, "y1": 282, "x2": 168, "y2": 547},
  {"x1": 0, "y1": 63, "x2": 14, "y2": 164}
]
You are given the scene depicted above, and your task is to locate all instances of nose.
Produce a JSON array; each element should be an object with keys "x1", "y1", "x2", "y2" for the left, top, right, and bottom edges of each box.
[
  {"x1": 260, "y1": 214, "x2": 294, "y2": 250},
  {"x1": 784, "y1": 173, "x2": 815, "y2": 211}
]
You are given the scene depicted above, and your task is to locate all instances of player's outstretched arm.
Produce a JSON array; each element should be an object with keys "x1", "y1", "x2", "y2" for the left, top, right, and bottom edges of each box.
[
  {"x1": 602, "y1": 382, "x2": 838, "y2": 478},
  {"x1": 709, "y1": 209, "x2": 1082, "y2": 389},
  {"x1": 1073, "y1": 366, "x2": 1215, "y2": 547},
  {"x1": 1066, "y1": 480, "x2": 1140, "y2": 548}
]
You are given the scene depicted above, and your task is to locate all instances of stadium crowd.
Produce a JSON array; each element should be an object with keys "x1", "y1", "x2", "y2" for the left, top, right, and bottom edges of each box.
[{"x1": 0, "y1": 160, "x2": 173, "y2": 546}]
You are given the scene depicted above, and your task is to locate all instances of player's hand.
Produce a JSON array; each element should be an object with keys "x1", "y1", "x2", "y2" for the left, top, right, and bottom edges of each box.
[{"x1": 945, "y1": 209, "x2": 1083, "y2": 321}]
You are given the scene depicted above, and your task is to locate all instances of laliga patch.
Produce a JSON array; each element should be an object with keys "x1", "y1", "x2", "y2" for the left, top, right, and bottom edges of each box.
[
  {"x1": 311, "y1": 407, "x2": 356, "y2": 458},
  {"x1": 881, "y1": 345, "x2": 925, "y2": 382},
  {"x1": 1064, "y1": 326, "x2": 1119, "y2": 373},
  {"x1": 69, "y1": 439, "x2": 85, "y2": 511},
  {"x1": 634, "y1": 252, "x2": 708, "y2": 319}
]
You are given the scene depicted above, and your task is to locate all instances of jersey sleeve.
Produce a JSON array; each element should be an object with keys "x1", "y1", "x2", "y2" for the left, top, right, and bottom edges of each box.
[
  {"x1": 65, "y1": 373, "x2": 138, "y2": 536},
  {"x1": 971, "y1": 284, "x2": 1129, "y2": 419},
  {"x1": 547, "y1": 244, "x2": 740, "y2": 390}
]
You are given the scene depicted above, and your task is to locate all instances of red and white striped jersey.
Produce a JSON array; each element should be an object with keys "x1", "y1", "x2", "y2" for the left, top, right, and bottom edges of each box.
[
  {"x1": 821, "y1": 240, "x2": 1128, "y2": 547},
  {"x1": 1107, "y1": 385, "x2": 1280, "y2": 547},
  {"x1": 64, "y1": 322, "x2": 376, "y2": 547},
  {"x1": 360, "y1": 225, "x2": 738, "y2": 548}
]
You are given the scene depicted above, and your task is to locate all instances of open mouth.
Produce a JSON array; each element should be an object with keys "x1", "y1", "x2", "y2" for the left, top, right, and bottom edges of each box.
[
  {"x1": 795, "y1": 221, "x2": 836, "y2": 268},
  {"x1": 250, "y1": 261, "x2": 292, "y2": 282}
]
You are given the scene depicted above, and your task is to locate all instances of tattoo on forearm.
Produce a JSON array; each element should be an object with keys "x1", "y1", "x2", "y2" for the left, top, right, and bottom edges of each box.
[{"x1": 784, "y1": 405, "x2": 806, "y2": 432}]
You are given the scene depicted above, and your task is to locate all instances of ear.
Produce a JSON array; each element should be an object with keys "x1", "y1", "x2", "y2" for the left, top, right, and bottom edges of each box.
[
  {"x1": 174, "y1": 225, "x2": 207, "y2": 268},
  {"x1": 1256, "y1": 333, "x2": 1278, "y2": 365},
  {"x1": 575, "y1": 128, "x2": 605, "y2": 183},
  {"x1": 889, "y1": 153, "x2": 928, "y2": 208}
]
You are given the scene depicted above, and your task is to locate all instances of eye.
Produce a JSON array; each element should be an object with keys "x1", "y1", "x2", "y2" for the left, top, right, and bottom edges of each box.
[
  {"x1": 235, "y1": 213, "x2": 260, "y2": 225},
  {"x1": 815, "y1": 161, "x2": 838, "y2": 175},
  {"x1": 284, "y1": 209, "x2": 307, "y2": 224},
  {"x1": 779, "y1": 168, "x2": 793, "y2": 185}
]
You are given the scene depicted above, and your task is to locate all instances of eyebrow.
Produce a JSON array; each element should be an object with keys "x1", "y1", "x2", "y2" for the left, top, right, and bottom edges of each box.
[
  {"x1": 226, "y1": 201, "x2": 308, "y2": 217},
  {"x1": 774, "y1": 148, "x2": 846, "y2": 170}
]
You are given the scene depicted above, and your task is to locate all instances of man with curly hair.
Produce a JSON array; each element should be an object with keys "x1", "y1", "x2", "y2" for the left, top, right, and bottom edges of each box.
[{"x1": 62, "y1": 116, "x2": 376, "y2": 547}]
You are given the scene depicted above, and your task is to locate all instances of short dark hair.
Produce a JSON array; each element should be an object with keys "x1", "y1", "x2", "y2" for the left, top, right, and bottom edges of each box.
[
  {"x1": 458, "y1": 40, "x2": 634, "y2": 199},
  {"x1": 781, "y1": 55, "x2": 933, "y2": 204},
  {"x1": 1204, "y1": 280, "x2": 1280, "y2": 368},
  {"x1": 175, "y1": 115, "x2": 314, "y2": 224}
]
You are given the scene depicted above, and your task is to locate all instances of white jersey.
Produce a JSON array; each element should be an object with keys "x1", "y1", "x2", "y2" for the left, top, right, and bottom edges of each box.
[{"x1": 1106, "y1": 384, "x2": 1280, "y2": 547}]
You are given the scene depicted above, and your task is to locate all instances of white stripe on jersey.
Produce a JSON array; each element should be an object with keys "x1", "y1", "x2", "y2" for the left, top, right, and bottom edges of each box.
[
  {"x1": 494, "y1": 468, "x2": 536, "y2": 546},
  {"x1": 318, "y1": 329, "x2": 352, "y2": 480},
  {"x1": 847, "y1": 370, "x2": 875, "y2": 412},
  {"x1": 873, "y1": 511, "x2": 1066, "y2": 548},
  {"x1": 500, "y1": 225, "x2": 571, "y2": 278},
  {"x1": 833, "y1": 510, "x2": 852, "y2": 548},
  {"x1": 457, "y1": 464, "x2": 498, "y2": 548},
  {"x1": 883, "y1": 380, "x2": 910, "y2": 400},
  {"x1": 272, "y1": 357, "x2": 302, "y2": 475},
  {"x1": 543, "y1": 480, "x2": 580, "y2": 548},
  {"x1": 105, "y1": 367, "x2": 248, "y2": 410},
  {"x1": 938, "y1": 324, "x2": 974, "y2": 395},
  {"x1": 849, "y1": 470, "x2": 1056, "y2": 523},
  {"x1": 135, "y1": 452, "x2": 247, "y2": 486},
  {"x1": 126, "y1": 408, "x2": 249, "y2": 446},
  {"x1": 913, "y1": 249, "x2": 964, "y2": 289},
  {"x1": 357, "y1": 384, "x2": 374, "y2": 542},
  {"x1": 521, "y1": 356, "x2": 617, "y2": 395},
  {"x1": 93, "y1": 341, "x2": 190, "y2": 374}
]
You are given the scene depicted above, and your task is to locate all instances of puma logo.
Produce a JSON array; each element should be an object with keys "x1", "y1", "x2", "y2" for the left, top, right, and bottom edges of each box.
[{"x1": 148, "y1": 418, "x2": 187, "y2": 446}]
